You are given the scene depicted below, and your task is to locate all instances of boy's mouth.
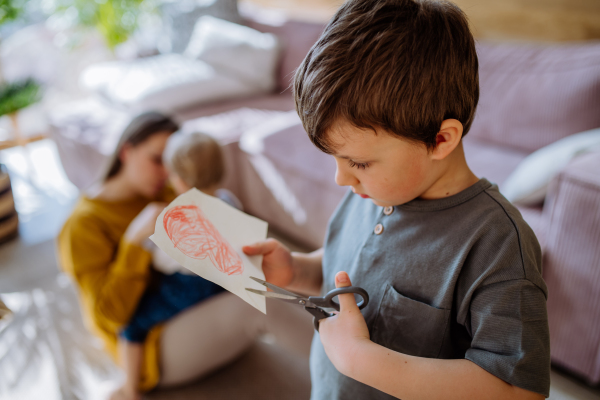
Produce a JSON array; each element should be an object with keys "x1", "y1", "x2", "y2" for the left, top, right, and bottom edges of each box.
[{"x1": 351, "y1": 188, "x2": 370, "y2": 199}]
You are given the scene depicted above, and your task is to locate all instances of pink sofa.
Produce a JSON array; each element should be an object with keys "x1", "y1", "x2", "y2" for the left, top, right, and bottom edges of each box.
[{"x1": 51, "y1": 12, "x2": 600, "y2": 389}]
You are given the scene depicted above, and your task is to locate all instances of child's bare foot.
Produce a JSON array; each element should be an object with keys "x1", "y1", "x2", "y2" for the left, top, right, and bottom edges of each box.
[{"x1": 108, "y1": 386, "x2": 142, "y2": 400}]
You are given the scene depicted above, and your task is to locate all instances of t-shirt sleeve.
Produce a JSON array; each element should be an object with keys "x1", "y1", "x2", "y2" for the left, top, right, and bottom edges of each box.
[
  {"x1": 58, "y1": 214, "x2": 152, "y2": 330},
  {"x1": 465, "y1": 278, "x2": 550, "y2": 397}
]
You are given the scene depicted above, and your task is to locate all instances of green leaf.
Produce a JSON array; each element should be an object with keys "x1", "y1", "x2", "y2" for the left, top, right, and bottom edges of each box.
[
  {"x1": 0, "y1": 0, "x2": 25, "y2": 26},
  {"x1": 0, "y1": 79, "x2": 42, "y2": 116},
  {"x1": 52, "y1": 0, "x2": 151, "y2": 50}
]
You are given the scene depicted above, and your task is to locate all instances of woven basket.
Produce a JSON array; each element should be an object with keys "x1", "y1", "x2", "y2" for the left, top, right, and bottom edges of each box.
[{"x1": 0, "y1": 164, "x2": 18, "y2": 244}]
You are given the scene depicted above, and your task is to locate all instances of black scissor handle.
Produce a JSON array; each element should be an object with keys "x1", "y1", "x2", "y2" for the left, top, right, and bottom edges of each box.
[
  {"x1": 305, "y1": 307, "x2": 333, "y2": 331},
  {"x1": 308, "y1": 286, "x2": 370, "y2": 312},
  {"x1": 307, "y1": 286, "x2": 370, "y2": 331}
]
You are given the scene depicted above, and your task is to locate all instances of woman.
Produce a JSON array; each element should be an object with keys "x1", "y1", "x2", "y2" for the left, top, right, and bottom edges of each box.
[{"x1": 58, "y1": 112, "x2": 266, "y2": 398}]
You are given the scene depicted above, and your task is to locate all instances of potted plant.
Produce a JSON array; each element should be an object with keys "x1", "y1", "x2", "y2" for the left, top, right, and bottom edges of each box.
[
  {"x1": 0, "y1": 0, "x2": 43, "y2": 149},
  {"x1": 49, "y1": 0, "x2": 154, "y2": 51}
]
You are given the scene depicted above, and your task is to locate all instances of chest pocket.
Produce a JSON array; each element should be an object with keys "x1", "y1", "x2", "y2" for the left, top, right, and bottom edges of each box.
[{"x1": 371, "y1": 284, "x2": 450, "y2": 359}]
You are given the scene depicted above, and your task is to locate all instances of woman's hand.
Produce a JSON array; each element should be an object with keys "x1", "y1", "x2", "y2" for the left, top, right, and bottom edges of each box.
[
  {"x1": 242, "y1": 239, "x2": 294, "y2": 288},
  {"x1": 124, "y1": 202, "x2": 167, "y2": 245}
]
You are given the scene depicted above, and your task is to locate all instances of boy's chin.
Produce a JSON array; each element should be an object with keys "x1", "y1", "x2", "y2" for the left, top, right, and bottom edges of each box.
[
  {"x1": 369, "y1": 198, "x2": 394, "y2": 207},
  {"x1": 369, "y1": 196, "x2": 412, "y2": 208}
]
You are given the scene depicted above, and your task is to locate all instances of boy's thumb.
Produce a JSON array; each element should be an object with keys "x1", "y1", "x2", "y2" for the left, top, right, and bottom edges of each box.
[
  {"x1": 334, "y1": 271, "x2": 359, "y2": 312},
  {"x1": 242, "y1": 238, "x2": 278, "y2": 256}
]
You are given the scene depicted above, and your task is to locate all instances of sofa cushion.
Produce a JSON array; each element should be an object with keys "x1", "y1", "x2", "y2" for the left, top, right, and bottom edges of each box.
[
  {"x1": 184, "y1": 16, "x2": 280, "y2": 93},
  {"x1": 159, "y1": 0, "x2": 241, "y2": 54},
  {"x1": 81, "y1": 54, "x2": 264, "y2": 113},
  {"x1": 469, "y1": 41, "x2": 600, "y2": 153},
  {"x1": 245, "y1": 19, "x2": 326, "y2": 91},
  {"x1": 502, "y1": 127, "x2": 600, "y2": 206}
]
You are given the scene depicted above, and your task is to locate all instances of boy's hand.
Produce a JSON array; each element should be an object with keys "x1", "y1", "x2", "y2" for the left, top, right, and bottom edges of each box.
[
  {"x1": 319, "y1": 271, "x2": 371, "y2": 376},
  {"x1": 242, "y1": 239, "x2": 294, "y2": 288}
]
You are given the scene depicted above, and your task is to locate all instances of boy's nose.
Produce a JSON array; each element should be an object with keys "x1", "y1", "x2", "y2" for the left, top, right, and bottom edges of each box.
[{"x1": 335, "y1": 164, "x2": 359, "y2": 187}]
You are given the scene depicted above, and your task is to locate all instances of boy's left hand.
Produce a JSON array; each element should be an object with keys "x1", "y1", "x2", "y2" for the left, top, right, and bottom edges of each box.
[{"x1": 318, "y1": 271, "x2": 371, "y2": 375}]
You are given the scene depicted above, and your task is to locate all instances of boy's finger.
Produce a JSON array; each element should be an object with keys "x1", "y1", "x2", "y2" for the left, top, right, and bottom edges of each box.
[
  {"x1": 242, "y1": 239, "x2": 278, "y2": 255},
  {"x1": 335, "y1": 271, "x2": 359, "y2": 312}
]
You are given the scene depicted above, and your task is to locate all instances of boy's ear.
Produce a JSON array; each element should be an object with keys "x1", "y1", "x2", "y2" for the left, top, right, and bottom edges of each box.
[{"x1": 430, "y1": 119, "x2": 463, "y2": 161}]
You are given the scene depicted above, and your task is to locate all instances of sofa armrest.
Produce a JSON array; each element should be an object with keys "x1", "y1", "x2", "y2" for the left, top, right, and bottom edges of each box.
[
  {"x1": 544, "y1": 150, "x2": 600, "y2": 257},
  {"x1": 541, "y1": 149, "x2": 600, "y2": 383}
]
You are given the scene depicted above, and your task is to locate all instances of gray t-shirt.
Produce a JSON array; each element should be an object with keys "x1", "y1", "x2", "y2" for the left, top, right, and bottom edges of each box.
[{"x1": 310, "y1": 179, "x2": 550, "y2": 399}]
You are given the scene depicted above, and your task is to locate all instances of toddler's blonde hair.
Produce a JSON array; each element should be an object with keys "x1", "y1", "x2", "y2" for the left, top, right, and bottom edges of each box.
[{"x1": 163, "y1": 132, "x2": 224, "y2": 190}]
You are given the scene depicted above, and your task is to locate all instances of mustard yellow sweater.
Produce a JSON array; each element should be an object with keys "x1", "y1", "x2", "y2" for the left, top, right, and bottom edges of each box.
[{"x1": 58, "y1": 191, "x2": 173, "y2": 391}]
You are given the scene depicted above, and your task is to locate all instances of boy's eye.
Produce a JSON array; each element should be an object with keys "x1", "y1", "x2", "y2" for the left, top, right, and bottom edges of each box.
[{"x1": 348, "y1": 160, "x2": 370, "y2": 170}]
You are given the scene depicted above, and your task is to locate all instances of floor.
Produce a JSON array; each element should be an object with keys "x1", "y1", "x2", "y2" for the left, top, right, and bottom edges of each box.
[{"x1": 1, "y1": 139, "x2": 600, "y2": 399}]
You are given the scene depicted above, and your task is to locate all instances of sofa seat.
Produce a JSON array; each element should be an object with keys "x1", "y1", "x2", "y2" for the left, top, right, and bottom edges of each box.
[{"x1": 237, "y1": 113, "x2": 346, "y2": 249}]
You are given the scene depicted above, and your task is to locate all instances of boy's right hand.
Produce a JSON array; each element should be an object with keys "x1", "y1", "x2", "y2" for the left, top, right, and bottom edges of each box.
[{"x1": 243, "y1": 239, "x2": 294, "y2": 288}]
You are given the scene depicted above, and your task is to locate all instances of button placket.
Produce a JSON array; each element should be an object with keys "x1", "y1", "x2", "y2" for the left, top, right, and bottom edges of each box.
[
  {"x1": 383, "y1": 206, "x2": 394, "y2": 215},
  {"x1": 374, "y1": 223, "x2": 384, "y2": 235}
]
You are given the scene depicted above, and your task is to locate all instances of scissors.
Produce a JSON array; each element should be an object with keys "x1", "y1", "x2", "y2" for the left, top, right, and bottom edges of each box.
[{"x1": 246, "y1": 276, "x2": 369, "y2": 331}]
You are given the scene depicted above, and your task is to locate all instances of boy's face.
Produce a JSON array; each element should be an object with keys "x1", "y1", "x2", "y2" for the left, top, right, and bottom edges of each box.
[{"x1": 327, "y1": 119, "x2": 439, "y2": 207}]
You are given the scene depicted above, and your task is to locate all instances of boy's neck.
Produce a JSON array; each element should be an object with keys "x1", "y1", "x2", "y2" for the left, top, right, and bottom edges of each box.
[{"x1": 418, "y1": 141, "x2": 479, "y2": 200}]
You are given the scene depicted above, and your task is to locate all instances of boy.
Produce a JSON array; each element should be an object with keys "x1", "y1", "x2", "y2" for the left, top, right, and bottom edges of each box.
[{"x1": 243, "y1": 0, "x2": 550, "y2": 399}]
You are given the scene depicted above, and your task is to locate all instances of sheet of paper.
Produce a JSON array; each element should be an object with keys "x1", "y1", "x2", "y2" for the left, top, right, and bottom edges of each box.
[{"x1": 150, "y1": 188, "x2": 268, "y2": 313}]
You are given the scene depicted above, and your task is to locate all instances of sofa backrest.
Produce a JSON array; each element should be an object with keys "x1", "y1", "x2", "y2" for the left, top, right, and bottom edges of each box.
[
  {"x1": 245, "y1": 18, "x2": 326, "y2": 93},
  {"x1": 469, "y1": 42, "x2": 600, "y2": 153}
]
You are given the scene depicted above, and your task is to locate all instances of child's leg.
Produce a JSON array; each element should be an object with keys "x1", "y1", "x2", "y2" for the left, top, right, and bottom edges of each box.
[
  {"x1": 158, "y1": 291, "x2": 267, "y2": 387},
  {"x1": 109, "y1": 339, "x2": 143, "y2": 400}
]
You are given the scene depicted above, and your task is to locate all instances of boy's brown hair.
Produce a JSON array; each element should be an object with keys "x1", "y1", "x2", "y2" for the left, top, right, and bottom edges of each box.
[
  {"x1": 294, "y1": 0, "x2": 479, "y2": 152},
  {"x1": 164, "y1": 132, "x2": 224, "y2": 190}
]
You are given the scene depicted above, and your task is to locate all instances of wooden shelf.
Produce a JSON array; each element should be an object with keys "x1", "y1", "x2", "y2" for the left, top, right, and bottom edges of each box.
[{"x1": 0, "y1": 133, "x2": 47, "y2": 151}]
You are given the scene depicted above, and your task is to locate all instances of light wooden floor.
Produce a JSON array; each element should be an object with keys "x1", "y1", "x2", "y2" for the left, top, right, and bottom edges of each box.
[{"x1": 242, "y1": 0, "x2": 600, "y2": 42}]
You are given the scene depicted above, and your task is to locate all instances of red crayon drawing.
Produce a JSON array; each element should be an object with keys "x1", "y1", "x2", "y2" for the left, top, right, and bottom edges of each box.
[{"x1": 163, "y1": 205, "x2": 243, "y2": 276}]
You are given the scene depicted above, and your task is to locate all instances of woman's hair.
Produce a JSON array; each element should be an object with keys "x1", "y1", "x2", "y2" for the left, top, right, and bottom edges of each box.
[
  {"x1": 163, "y1": 132, "x2": 225, "y2": 190},
  {"x1": 105, "y1": 112, "x2": 179, "y2": 180}
]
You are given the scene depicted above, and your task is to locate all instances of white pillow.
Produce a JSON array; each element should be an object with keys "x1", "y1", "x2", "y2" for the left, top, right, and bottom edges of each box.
[
  {"x1": 81, "y1": 54, "x2": 259, "y2": 113},
  {"x1": 183, "y1": 16, "x2": 280, "y2": 92},
  {"x1": 502, "y1": 128, "x2": 600, "y2": 206}
]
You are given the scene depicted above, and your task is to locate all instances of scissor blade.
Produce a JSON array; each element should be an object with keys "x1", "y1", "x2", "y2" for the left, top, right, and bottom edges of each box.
[
  {"x1": 245, "y1": 288, "x2": 309, "y2": 306},
  {"x1": 245, "y1": 288, "x2": 298, "y2": 300},
  {"x1": 248, "y1": 276, "x2": 306, "y2": 298}
]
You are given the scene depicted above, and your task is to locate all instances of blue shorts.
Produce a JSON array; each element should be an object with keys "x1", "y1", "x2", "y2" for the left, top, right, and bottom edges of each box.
[{"x1": 121, "y1": 272, "x2": 223, "y2": 342}]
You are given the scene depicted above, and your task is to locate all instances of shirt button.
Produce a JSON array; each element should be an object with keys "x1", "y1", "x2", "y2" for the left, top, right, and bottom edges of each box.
[
  {"x1": 383, "y1": 206, "x2": 394, "y2": 215},
  {"x1": 374, "y1": 223, "x2": 384, "y2": 235}
]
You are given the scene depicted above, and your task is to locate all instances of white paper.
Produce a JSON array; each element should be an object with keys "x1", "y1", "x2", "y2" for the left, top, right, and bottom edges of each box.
[{"x1": 150, "y1": 188, "x2": 268, "y2": 313}]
